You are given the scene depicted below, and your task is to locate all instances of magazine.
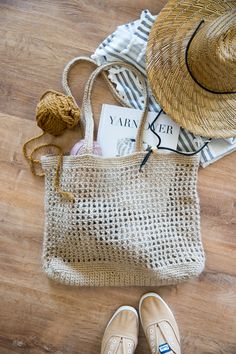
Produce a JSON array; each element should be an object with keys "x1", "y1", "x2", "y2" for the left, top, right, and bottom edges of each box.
[{"x1": 97, "y1": 104, "x2": 180, "y2": 157}]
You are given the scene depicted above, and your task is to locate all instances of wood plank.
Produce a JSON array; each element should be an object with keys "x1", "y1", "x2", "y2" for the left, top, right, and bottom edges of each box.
[{"x1": 0, "y1": 0, "x2": 165, "y2": 120}]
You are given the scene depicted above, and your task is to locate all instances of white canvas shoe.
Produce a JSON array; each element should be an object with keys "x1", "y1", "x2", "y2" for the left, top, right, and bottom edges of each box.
[
  {"x1": 101, "y1": 306, "x2": 139, "y2": 354},
  {"x1": 139, "y1": 293, "x2": 181, "y2": 354}
]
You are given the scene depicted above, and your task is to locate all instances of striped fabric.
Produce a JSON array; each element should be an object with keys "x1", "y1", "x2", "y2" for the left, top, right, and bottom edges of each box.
[{"x1": 92, "y1": 10, "x2": 236, "y2": 167}]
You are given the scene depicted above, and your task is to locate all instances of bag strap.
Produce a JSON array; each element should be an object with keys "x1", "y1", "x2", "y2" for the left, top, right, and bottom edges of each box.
[
  {"x1": 62, "y1": 56, "x2": 133, "y2": 109},
  {"x1": 62, "y1": 57, "x2": 149, "y2": 154},
  {"x1": 81, "y1": 61, "x2": 149, "y2": 154}
]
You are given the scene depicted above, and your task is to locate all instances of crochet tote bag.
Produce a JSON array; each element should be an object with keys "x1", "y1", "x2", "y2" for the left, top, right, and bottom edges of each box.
[{"x1": 41, "y1": 61, "x2": 205, "y2": 286}]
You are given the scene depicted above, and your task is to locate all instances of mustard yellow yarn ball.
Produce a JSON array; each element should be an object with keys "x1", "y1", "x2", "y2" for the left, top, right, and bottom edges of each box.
[{"x1": 36, "y1": 90, "x2": 80, "y2": 136}]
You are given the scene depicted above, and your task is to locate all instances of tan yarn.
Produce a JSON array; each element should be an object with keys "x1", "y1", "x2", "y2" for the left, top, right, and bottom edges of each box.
[
  {"x1": 36, "y1": 90, "x2": 80, "y2": 136},
  {"x1": 41, "y1": 61, "x2": 205, "y2": 287},
  {"x1": 23, "y1": 90, "x2": 80, "y2": 201}
]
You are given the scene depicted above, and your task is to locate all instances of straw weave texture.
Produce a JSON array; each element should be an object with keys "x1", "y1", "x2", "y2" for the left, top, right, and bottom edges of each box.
[
  {"x1": 147, "y1": 0, "x2": 236, "y2": 138},
  {"x1": 41, "y1": 153, "x2": 205, "y2": 286}
]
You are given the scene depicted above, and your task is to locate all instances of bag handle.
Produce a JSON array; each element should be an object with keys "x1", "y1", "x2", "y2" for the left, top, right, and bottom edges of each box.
[
  {"x1": 62, "y1": 56, "x2": 133, "y2": 109},
  {"x1": 81, "y1": 61, "x2": 149, "y2": 154},
  {"x1": 62, "y1": 56, "x2": 149, "y2": 154}
]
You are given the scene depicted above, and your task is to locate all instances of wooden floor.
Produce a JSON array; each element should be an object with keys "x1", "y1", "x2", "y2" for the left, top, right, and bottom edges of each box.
[{"x1": 0, "y1": 1, "x2": 236, "y2": 353}]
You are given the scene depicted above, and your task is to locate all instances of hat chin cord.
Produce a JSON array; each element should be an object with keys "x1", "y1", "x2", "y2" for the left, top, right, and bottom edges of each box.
[
  {"x1": 139, "y1": 109, "x2": 212, "y2": 172},
  {"x1": 185, "y1": 19, "x2": 236, "y2": 95}
]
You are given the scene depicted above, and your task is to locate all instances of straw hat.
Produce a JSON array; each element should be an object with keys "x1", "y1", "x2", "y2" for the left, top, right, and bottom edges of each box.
[{"x1": 147, "y1": 0, "x2": 236, "y2": 138}]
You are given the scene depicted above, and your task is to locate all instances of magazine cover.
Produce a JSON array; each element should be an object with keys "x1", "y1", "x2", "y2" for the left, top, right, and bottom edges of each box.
[{"x1": 97, "y1": 104, "x2": 180, "y2": 157}]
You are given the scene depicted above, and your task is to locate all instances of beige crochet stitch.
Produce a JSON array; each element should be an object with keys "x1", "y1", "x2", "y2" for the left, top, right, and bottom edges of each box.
[{"x1": 41, "y1": 60, "x2": 205, "y2": 286}]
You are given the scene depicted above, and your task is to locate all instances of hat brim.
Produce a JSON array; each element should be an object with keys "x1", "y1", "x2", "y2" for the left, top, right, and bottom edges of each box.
[{"x1": 147, "y1": 0, "x2": 236, "y2": 138}]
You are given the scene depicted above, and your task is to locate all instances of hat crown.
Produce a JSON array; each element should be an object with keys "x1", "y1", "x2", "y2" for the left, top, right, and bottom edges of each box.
[{"x1": 187, "y1": 10, "x2": 236, "y2": 93}]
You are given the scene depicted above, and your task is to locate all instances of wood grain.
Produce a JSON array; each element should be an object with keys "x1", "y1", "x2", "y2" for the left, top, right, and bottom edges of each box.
[{"x1": 0, "y1": 1, "x2": 235, "y2": 354}]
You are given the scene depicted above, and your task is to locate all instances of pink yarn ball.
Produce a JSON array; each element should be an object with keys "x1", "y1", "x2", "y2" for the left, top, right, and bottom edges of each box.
[{"x1": 70, "y1": 139, "x2": 102, "y2": 156}]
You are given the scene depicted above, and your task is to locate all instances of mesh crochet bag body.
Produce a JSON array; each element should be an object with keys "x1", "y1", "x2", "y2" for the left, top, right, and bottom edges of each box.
[{"x1": 41, "y1": 61, "x2": 205, "y2": 286}]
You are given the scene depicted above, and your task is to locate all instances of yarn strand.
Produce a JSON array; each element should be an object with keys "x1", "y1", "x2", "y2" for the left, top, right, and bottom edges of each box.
[
  {"x1": 23, "y1": 90, "x2": 80, "y2": 200},
  {"x1": 23, "y1": 139, "x2": 74, "y2": 201},
  {"x1": 22, "y1": 132, "x2": 46, "y2": 176}
]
